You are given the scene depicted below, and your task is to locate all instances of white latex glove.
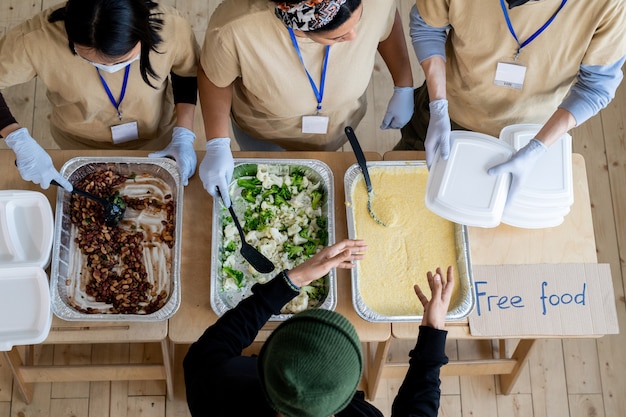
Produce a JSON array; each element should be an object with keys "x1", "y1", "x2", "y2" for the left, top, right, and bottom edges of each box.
[
  {"x1": 487, "y1": 138, "x2": 547, "y2": 204},
  {"x1": 424, "y1": 99, "x2": 451, "y2": 169},
  {"x1": 199, "y1": 137, "x2": 234, "y2": 207},
  {"x1": 5, "y1": 127, "x2": 73, "y2": 191},
  {"x1": 148, "y1": 126, "x2": 197, "y2": 186},
  {"x1": 380, "y1": 86, "x2": 414, "y2": 129}
]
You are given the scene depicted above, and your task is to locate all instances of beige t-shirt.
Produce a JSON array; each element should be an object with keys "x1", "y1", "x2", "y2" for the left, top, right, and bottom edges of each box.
[
  {"x1": 417, "y1": 0, "x2": 626, "y2": 137},
  {"x1": 0, "y1": 4, "x2": 199, "y2": 149},
  {"x1": 201, "y1": 0, "x2": 396, "y2": 151}
]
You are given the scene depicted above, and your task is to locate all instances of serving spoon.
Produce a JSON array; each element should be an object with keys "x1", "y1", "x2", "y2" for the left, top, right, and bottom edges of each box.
[
  {"x1": 345, "y1": 126, "x2": 387, "y2": 227},
  {"x1": 51, "y1": 180, "x2": 126, "y2": 227},
  {"x1": 217, "y1": 187, "x2": 275, "y2": 274}
]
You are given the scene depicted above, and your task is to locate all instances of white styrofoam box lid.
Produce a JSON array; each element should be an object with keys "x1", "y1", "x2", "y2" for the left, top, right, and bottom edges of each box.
[
  {"x1": 425, "y1": 131, "x2": 513, "y2": 228},
  {"x1": 499, "y1": 124, "x2": 574, "y2": 207},
  {"x1": 501, "y1": 199, "x2": 570, "y2": 229},
  {"x1": 0, "y1": 190, "x2": 54, "y2": 269},
  {"x1": 0, "y1": 266, "x2": 52, "y2": 350}
]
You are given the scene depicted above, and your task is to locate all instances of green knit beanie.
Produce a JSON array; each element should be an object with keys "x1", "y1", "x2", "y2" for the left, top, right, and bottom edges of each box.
[{"x1": 258, "y1": 309, "x2": 363, "y2": 417}]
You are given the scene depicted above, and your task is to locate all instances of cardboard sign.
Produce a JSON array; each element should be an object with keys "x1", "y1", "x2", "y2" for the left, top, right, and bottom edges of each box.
[{"x1": 469, "y1": 264, "x2": 619, "y2": 337}]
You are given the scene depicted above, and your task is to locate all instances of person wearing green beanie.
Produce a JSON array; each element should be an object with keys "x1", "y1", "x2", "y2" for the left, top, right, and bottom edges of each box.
[{"x1": 184, "y1": 238, "x2": 454, "y2": 417}]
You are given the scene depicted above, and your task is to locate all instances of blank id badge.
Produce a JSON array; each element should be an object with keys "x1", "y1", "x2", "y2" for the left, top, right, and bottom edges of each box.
[
  {"x1": 111, "y1": 121, "x2": 139, "y2": 144},
  {"x1": 494, "y1": 60, "x2": 527, "y2": 90},
  {"x1": 302, "y1": 115, "x2": 329, "y2": 134}
]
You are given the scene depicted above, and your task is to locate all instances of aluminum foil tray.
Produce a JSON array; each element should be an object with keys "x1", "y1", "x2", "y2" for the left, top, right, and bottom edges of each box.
[
  {"x1": 345, "y1": 161, "x2": 474, "y2": 322},
  {"x1": 211, "y1": 159, "x2": 335, "y2": 321},
  {"x1": 51, "y1": 157, "x2": 183, "y2": 321}
]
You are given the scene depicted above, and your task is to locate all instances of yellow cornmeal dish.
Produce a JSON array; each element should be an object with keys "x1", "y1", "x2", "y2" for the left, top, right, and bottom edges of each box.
[{"x1": 350, "y1": 166, "x2": 460, "y2": 317}]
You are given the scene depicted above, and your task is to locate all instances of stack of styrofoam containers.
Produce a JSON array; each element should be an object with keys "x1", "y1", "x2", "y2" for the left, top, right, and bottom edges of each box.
[
  {"x1": 0, "y1": 190, "x2": 53, "y2": 351},
  {"x1": 425, "y1": 124, "x2": 573, "y2": 229}
]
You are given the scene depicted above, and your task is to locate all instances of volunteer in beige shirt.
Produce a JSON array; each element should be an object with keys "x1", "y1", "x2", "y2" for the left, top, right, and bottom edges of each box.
[
  {"x1": 0, "y1": 0, "x2": 200, "y2": 190},
  {"x1": 198, "y1": 0, "x2": 414, "y2": 207},
  {"x1": 398, "y1": 0, "x2": 626, "y2": 202}
]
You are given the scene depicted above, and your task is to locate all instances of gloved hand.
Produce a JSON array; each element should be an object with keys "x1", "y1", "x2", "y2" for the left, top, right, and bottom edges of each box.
[
  {"x1": 5, "y1": 127, "x2": 73, "y2": 191},
  {"x1": 424, "y1": 99, "x2": 451, "y2": 169},
  {"x1": 199, "y1": 137, "x2": 234, "y2": 207},
  {"x1": 148, "y1": 126, "x2": 197, "y2": 186},
  {"x1": 487, "y1": 138, "x2": 547, "y2": 204},
  {"x1": 380, "y1": 86, "x2": 414, "y2": 129}
]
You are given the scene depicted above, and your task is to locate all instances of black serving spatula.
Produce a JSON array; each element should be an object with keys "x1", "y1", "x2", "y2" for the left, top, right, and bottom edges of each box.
[
  {"x1": 217, "y1": 187, "x2": 275, "y2": 274},
  {"x1": 51, "y1": 179, "x2": 126, "y2": 227}
]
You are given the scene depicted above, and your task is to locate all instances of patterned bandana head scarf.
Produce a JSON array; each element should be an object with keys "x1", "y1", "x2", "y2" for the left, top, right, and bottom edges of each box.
[{"x1": 275, "y1": 0, "x2": 348, "y2": 32}]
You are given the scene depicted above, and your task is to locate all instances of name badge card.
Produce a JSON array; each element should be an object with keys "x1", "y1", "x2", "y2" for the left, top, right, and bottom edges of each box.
[
  {"x1": 302, "y1": 115, "x2": 329, "y2": 135},
  {"x1": 494, "y1": 61, "x2": 527, "y2": 90},
  {"x1": 111, "y1": 121, "x2": 139, "y2": 144}
]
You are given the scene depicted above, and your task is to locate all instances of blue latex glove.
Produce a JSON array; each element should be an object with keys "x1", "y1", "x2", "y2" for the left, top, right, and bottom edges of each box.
[
  {"x1": 148, "y1": 126, "x2": 197, "y2": 186},
  {"x1": 5, "y1": 127, "x2": 73, "y2": 191},
  {"x1": 488, "y1": 138, "x2": 547, "y2": 204},
  {"x1": 424, "y1": 99, "x2": 451, "y2": 169},
  {"x1": 380, "y1": 86, "x2": 414, "y2": 129},
  {"x1": 199, "y1": 137, "x2": 234, "y2": 207}
]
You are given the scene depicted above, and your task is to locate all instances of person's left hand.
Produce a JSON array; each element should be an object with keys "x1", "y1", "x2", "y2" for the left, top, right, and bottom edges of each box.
[
  {"x1": 148, "y1": 126, "x2": 197, "y2": 186},
  {"x1": 380, "y1": 86, "x2": 414, "y2": 129},
  {"x1": 487, "y1": 138, "x2": 547, "y2": 204},
  {"x1": 287, "y1": 239, "x2": 367, "y2": 287},
  {"x1": 414, "y1": 266, "x2": 454, "y2": 330}
]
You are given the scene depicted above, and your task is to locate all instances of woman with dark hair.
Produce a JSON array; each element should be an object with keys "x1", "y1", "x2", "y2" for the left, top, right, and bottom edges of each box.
[
  {"x1": 198, "y1": 0, "x2": 414, "y2": 207},
  {"x1": 0, "y1": 0, "x2": 200, "y2": 190}
]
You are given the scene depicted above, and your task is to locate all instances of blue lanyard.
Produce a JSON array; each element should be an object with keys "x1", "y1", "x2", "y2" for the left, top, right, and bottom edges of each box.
[
  {"x1": 97, "y1": 65, "x2": 130, "y2": 120},
  {"x1": 500, "y1": 0, "x2": 567, "y2": 59},
  {"x1": 288, "y1": 28, "x2": 330, "y2": 113}
]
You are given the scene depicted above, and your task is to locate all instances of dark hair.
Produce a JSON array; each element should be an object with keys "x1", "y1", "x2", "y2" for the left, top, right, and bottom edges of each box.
[
  {"x1": 271, "y1": 0, "x2": 361, "y2": 33},
  {"x1": 49, "y1": 0, "x2": 163, "y2": 88}
]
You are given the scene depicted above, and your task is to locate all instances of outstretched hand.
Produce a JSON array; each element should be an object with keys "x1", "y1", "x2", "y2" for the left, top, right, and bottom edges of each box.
[
  {"x1": 287, "y1": 239, "x2": 367, "y2": 288},
  {"x1": 414, "y1": 266, "x2": 454, "y2": 330}
]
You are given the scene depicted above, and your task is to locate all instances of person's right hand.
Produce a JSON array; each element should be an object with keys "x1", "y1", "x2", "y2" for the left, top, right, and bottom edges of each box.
[
  {"x1": 414, "y1": 266, "x2": 454, "y2": 330},
  {"x1": 287, "y1": 239, "x2": 367, "y2": 288},
  {"x1": 424, "y1": 99, "x2": 451, "y2": 169},
  {"x1": 5, "y1": 127, "x2": 73, "y2": 191},
  {"x1": 199, "y1": 137, "x2": 234, "y2": 207}
]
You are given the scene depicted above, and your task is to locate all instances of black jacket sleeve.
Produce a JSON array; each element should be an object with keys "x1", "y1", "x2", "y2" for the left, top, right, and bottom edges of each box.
[
  {"x1": 0, "y1": 92, "x2": 18, "y2": 136},
  {"x1": 390, "y1": 326, "x2": 449, "y2": 417},
  {"x1": 171, "y1": 72, "x2": 198, "y2": 105}
]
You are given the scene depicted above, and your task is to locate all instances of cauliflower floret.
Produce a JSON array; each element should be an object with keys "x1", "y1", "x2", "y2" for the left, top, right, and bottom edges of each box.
[
  {"x1": 282, "y1": 291, "x2": 309, "y2": 314},
  {"x1": 223, "y1": 253, "x2": 236, "y2": 268},
  {"x1": 223, "y1": 277, "x2": 240, "y2": 292},
  {"x1": 224, "y1": 223, "x2": 238, "y2": 242},
  {"x1": 291, "y1": 191, "x2": 311, "y2": 208},
  {"x1": 292, "y1": 233, "x2": 308, "y2": 245},
  {"x1": 304, "y1": 206, "x2": 322, "y2": 219},
  {"x1": 287, "y1": 224, "x2": 302, "y2": 236},
  {"x1": 258, "y1": 238, "x2": 278, "y2": 259},
  {"x1": 269, "y1": 227, "x2": 287, "y2": 244},
  {"x1": 245, "y1": 230, "x2": 260, "y2": 246}
]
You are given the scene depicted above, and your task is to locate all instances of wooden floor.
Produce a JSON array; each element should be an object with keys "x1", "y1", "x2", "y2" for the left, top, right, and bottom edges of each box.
[{"x1": 1, "y1": 1, "x2": 625, "y2": 416}]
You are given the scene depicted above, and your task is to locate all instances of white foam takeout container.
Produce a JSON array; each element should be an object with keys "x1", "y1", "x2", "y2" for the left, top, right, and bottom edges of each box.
[
  {"x1": 0, "y1": 190, "x2": 53, "y2": 351},
  {"x1": 426, "y1": 125, "x2": 573, "y2": 229}
]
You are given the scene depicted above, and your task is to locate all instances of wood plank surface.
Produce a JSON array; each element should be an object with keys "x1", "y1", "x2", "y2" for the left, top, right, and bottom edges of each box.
[{"x1": 1, "y1": 2, "x2": 625, "y2": 417}]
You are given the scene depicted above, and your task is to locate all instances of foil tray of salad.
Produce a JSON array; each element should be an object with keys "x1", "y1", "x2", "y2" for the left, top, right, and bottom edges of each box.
[{"x1": 210, "y1": 159, "x2": 336, "y2": 320}]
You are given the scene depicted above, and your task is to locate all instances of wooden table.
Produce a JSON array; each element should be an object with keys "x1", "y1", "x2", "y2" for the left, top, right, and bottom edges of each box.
[
  {"x1": 168, "y1": 151, "x2": 392, "y2": 396},
  {"x1": 0, "y1": 150, "x2": 174, "y2": 403},
  {"x1": 380, "y1": 151, "x2": 598, "y2": 397}
]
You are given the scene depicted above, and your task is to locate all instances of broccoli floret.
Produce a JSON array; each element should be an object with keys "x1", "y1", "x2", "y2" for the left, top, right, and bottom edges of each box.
[
  {"x1": 274, "y1": 194, "x2": 288, "y2": 206},
  {"x1": 317, "y1": 228, "x2": 329, "y2": 246},
  {"x1": 259, "y1": 208, "x2": 274, "y2": 224},
  {"x1": 262, "y1": 184, "x2": 281, "y2": 199},
  {"x1": 278, "y1": 183, "x2": 292, "y2": 201},
  {"x1": 311, "y1": 190, "x2": 323, "y2": 210},
  {"x1": 224, "y1": 241, "x2": 237, "y2": 252},
  {"x1": 291, "y1": 168, "x2": 306, "y2": 191},
  {"x1": 316, "y1": 216, "x2": 327, "y2": 229},
  {"x1": 303, "y1": 241, "x2": 318, "y2": 257},
  {"x1": 303, "y1": 280, "x2": 328, "y2": 301},
  {"x1": 241, "y1": 188, "x2": 259, "y2": 204},
  {"x1": 237, "y1": 177, "x2": 262, "y2": 190},
  {"x1": 223, "y1": 266, "x2": 245, "y2": 288},
  {"x1": 284, "y1": 242, "x2": 304, "y2": 259}
]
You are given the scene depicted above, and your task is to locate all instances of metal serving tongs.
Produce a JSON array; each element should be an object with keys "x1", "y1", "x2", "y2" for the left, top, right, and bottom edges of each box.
[
  {"x1": 345, "y1": 126, "x2": 387, "y2": 227},
  {"x1": 217, "y1": 187, "x2": 275, "y2": 274}
]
